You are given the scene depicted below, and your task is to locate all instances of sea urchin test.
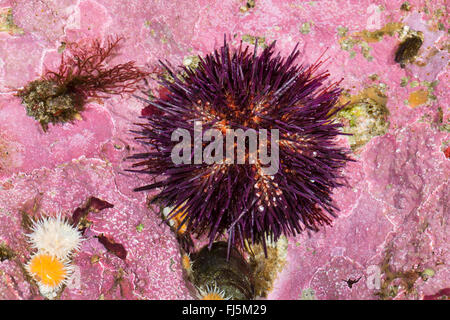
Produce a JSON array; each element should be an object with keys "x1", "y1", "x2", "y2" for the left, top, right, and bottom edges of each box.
[
  {"x1": 129, "y1": 37, "x2": 352, "y2": 252},
  {"x1": 170, "y1": 120, "x2": 279, "y2": 175}
]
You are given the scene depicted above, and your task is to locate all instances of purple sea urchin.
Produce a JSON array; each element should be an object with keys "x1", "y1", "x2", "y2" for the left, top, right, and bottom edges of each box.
[{"x1": 129, "y1": 37, "x2": 351, "y2": 253}]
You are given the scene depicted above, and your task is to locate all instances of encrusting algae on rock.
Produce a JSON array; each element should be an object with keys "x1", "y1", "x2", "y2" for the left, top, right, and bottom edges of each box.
[{"x1": 337, "y1": 86, "x2": 389, "y2": 151}]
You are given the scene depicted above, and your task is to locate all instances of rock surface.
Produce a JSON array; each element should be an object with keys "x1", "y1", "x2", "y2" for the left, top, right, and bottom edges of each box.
[{"x1": 0, "y1": 0, "x2": 448, "y2": 299}]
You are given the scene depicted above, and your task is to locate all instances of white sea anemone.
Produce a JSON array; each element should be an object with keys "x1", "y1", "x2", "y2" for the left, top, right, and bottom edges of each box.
[
  {"x1": 197, "y1": 282, "x2": 231, "y2": 300},
  {"x1": 27, "y1": 214, "x2": 83, "y2": 259}
]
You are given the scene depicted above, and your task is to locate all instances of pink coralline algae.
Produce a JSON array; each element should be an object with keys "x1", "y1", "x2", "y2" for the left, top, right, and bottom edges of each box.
[{"x1": 0, "y1": 0, "x2": 449, "y2": 300}]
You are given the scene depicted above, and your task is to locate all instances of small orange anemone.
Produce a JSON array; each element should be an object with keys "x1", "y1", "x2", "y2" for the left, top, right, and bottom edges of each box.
[
  {"x1": 26, "y1": 252, "x2": 70, "y2": 289},
  {"x1": 181, "y1": 253, "x2": 193, "y2": 274}
]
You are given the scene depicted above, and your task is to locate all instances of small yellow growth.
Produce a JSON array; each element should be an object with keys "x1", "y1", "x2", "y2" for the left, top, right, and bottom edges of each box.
[
  {"x1": 355, "y1": 22, "x2": 404, "y2": 43},
  {"x1": 338, "y1": 86, "x2": 387, "y2": 109},
  {"x1": 202, "y1": 292, "x2": 226, "y2": 300},
  {"x1": 73, "y1": 113, "x2": 83, "y2": 121},
  {"x1": 181, "y1": 253, "x2": 193, "y2": 273},
  {"x1": 0, "y1": 8, "x2": 24, "y2": 35},
  {"x1": 408, "y1": 90, "x2": 428, "y2": 108},
  {"x1": 28, "y1": 253, "x2": 67, "y2": 288}
]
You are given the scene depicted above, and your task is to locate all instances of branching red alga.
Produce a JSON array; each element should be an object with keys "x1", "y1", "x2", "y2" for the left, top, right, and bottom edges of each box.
[{"x1": 17, "y1": 36, "x2": 149, "y2": 131}]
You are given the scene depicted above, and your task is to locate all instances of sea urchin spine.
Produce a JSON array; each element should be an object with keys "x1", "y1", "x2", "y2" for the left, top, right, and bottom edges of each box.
[{"x1": 129, "y1": 37, "x2": 352, "y2": 254}]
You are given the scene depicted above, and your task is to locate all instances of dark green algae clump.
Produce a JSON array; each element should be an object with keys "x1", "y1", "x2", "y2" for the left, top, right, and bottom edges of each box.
[{"x1": 18, "y1": 79, "x2": 83, "y2": 131}]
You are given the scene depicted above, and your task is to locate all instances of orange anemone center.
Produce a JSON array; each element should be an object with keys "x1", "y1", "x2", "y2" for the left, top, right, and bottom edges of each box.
[
  {"x1": 28, "y1": 253, "x2": 67, "y2": 288},
  {"x1": 201, "y1": 292, "x2": 226, "y2": 300}
]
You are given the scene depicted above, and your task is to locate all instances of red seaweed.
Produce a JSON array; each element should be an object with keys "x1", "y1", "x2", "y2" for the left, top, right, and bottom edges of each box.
[
  {"x1": 89, "y1": 197, "x2": 114, "y2": 212},
  {"x1": 423, "y1": 288, "x2": 450, "y2": 300},
  {"x1": 97, "y1": 234, "x2": 127, "y2": 260},
  {"x1": 17, "y1": 35, "x2": 149, "y2": 131},
  {"x1": 72, "y1": 196, "x2": 114, "y2": 232}
]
